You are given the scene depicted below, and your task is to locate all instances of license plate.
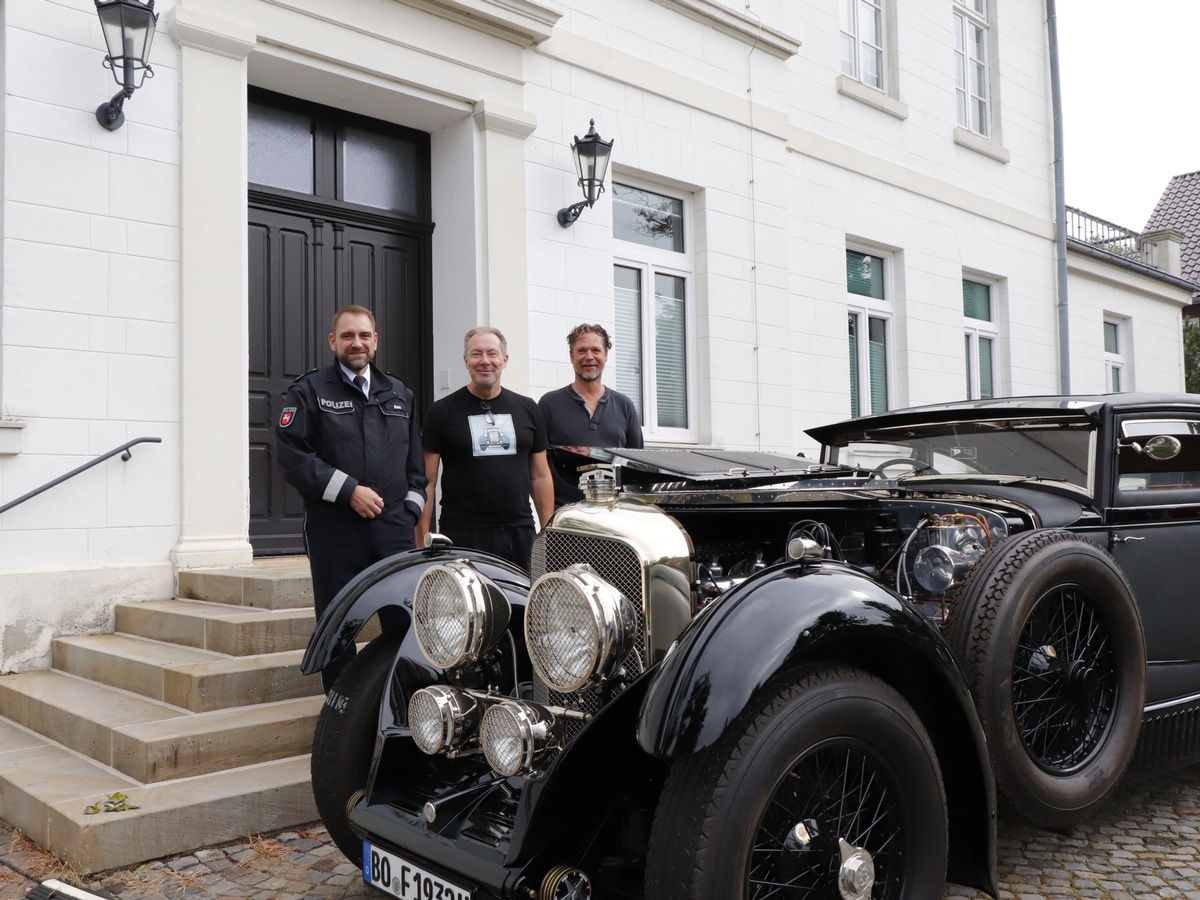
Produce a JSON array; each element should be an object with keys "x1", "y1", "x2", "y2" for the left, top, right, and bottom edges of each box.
[{"x1": 363, "y1": 841, "x2": 474, "y2": 900}]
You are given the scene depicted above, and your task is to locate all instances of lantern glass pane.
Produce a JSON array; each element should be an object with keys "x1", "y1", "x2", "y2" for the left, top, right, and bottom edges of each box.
[{"x1": 96, "y1": 1, "x2": 157, "y2": 88}]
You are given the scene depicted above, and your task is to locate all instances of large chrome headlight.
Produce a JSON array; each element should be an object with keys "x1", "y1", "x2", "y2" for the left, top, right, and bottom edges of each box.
[
  {"x1": 479, "y1": 700, "x2": 554, "y2": 777},
  {"x1": 913, "y1": 545, "x2": 970, "y2": 593},
  {"x1": 413, "y1": 560, "x2": 511, "y2": 669},
  {"x1": 526, "y1": 563, "x2": 636, "y2": 693},
  {"x1": 408, "y1": 685, "x2": 480, "y2": 755},
  {"x1": 911, "y1": 513, "x2": 1004, "y2": 595}
]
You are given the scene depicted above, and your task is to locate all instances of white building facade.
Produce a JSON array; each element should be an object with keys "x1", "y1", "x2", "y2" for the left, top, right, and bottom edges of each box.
[{"x1": 0, "y1": 0, "x2": 1187, "y2": 671}]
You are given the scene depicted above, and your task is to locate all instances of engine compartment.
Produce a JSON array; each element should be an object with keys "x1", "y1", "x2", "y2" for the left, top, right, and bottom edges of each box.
[{"x1": 656, "y1": 492, "x2": 1029, "y2": 622}]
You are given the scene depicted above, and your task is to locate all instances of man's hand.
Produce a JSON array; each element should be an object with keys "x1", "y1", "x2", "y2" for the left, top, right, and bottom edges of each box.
[{"x1": 350, "y1": 485, "x2": 385, "y2": 518}]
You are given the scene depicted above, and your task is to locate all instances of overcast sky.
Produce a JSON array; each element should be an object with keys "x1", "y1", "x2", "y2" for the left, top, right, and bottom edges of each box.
[{"x1": 1055, "y1": 0, "x2": 1200, "y2": 231}]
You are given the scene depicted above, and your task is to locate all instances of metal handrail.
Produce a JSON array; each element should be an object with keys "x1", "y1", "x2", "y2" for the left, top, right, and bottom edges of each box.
[{"x1": 0, "y1": 436, "x2": 162, "y2": 516}]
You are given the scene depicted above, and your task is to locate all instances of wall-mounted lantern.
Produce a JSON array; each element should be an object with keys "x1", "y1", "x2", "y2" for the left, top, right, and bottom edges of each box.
[
  {"x1": 557, "y1": 120, "x2": 614, "y2": 227},
  {"x1": 95, "y1": 0, "x2": 159, "y2": 131}
]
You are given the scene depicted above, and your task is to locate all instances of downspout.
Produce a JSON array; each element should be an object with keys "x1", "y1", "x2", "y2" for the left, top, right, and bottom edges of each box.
[{"x1": 1046, "y1": 0, "x2": 1070, "y2": 393}]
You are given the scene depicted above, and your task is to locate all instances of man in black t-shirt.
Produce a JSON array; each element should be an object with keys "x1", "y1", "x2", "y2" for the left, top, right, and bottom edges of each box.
[
  {"x1": 538, "y1": 322, "x2": 643, "y2": 506},
  {"x1": 417, "y1": 327, "x2": 553, "y2": 570}
]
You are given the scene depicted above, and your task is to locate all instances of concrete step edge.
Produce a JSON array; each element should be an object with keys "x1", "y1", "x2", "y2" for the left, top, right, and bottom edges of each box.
[
  {"x1": 2, "y1": 715, "x2": 316, "y2": 872},
  {"x1": 0, "y1": 670, "x2": 188, "y2": 766},
  {"x1": 115, "y1": 600, "x2": 315, "y2": 656},
  {"x1": 113, "y1": 696, "x2": 324, "y2": 782},
  {"x1": 48, "y1": 755, "x2": 317, "y2": 874},
  {"x1": 177, "y1": 561, "x2": 313, "y2": 611}
]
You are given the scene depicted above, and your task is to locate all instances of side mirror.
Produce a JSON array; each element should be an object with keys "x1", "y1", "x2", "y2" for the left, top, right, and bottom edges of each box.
[
  {"x1": 1143, "y1": 434, "x2": 1183, "y2": 461},
  {"x1": 1121, "y1": 434, "x2": 1182, "y2": 461}
]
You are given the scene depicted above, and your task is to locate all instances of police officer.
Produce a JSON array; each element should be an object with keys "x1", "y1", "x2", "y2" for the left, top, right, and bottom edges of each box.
[{"x1": 275, "y1": 304, "x2": 427, "y2": 691}]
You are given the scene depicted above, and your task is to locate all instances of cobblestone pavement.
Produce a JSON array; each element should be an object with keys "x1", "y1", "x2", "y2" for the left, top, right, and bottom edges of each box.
[{"x1": 4, "y1": 764, "x2": 1200, "y2": 899}]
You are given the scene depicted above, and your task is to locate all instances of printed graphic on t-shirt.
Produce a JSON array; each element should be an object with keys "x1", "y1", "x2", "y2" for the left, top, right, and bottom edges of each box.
[{"x1": 470, "y1": 413, "x2": 516, "y2": 457}]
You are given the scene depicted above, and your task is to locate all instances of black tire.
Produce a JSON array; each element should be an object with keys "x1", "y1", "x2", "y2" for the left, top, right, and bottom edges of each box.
[
  {"x1": 311, "y1": 632, "x2": 403, "y2": 862},
  {"x1": 645, "y1": 665, "x2": 947, "y2": 900},
  {"x1": 945, "y1": 529, "x2": 1146, "y2": 828}
]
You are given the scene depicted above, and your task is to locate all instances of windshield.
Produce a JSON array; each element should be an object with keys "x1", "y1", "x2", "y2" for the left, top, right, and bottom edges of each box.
[{"x1": 821, "y1": 416, "x2": 1096, "y2": 492}]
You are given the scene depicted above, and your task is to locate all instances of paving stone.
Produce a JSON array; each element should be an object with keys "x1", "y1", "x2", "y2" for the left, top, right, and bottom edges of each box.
[{"x1": 4, "y1": 764, "x2": 1200, "y2": 898}]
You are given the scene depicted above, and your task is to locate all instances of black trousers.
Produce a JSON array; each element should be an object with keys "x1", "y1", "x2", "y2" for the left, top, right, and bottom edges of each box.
[
  {"x1": 439, "y1": 520, "x2": 535, "y2": 572},
  {"x1": 305, "y1": 508, "x2": 415, "y2": 691}
]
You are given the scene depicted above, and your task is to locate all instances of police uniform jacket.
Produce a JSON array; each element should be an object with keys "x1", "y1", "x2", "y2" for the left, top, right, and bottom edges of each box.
[{"x1": 275, "y1": 362, "x2": 427, "y2": 525}]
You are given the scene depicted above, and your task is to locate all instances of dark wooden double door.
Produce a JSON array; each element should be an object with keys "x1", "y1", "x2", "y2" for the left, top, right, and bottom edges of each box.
[{"x1": 248, "y1": 200, "x2": 430, "y2": 554}]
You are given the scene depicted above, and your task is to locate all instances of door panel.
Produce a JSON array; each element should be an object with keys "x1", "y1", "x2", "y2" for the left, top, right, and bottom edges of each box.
[
  {"x1": 337, "y1": 224, "x2": 421, "y2": 386},
  {"x1": 249, "y1": 210, "x2": 321, "y2": 553}
]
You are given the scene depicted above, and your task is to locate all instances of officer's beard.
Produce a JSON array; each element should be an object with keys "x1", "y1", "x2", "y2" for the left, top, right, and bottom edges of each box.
[{"x1": 337, "y1": 349, "x2": 375, "y2": 373}]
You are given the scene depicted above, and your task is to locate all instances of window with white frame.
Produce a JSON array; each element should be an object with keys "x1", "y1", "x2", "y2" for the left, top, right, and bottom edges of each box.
[
  {"x1": 613, "y1": 182, "x2": 694, "y2": 440},
  {"x1": 1104, "y1": 317, "x2": 1127, "y2": 392},
  {"x1": 953, "y1": 0, "x2": 990, "y2": 137},
  {"x1": 846, "y1": 249, "x2": 892, "y2": 417},
  {"x1": 963, "y1": 278, "x2": 997, "y2": 399},
  {"x1": 841, "y1": 0, "x2": 885, "y2": 91}
]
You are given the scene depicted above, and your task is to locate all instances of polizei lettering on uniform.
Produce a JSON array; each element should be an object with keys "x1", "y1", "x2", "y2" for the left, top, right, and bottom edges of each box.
[{"x1": 319, "y1": 397, "x2": 355, "y2": 412}]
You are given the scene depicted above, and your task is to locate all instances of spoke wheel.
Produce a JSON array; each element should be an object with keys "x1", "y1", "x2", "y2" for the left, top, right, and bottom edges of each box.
[
  {"x1": 646, "y1": 665, "x2": 947, "y2": 900},
  {"x1": 1014, "y1": 585, "x2": 1117, "y2": 772},
  {"x1": 946, "y1": 530, "x2": 1145, "y2": 827},
  {"x1": 750, "y1": 740, "x2": 909, "y2": 898}
]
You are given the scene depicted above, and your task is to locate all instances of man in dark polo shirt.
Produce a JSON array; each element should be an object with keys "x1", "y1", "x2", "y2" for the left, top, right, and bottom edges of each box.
[{"x1": 537, "y1": 323, "x2": 643, "y2": 506}]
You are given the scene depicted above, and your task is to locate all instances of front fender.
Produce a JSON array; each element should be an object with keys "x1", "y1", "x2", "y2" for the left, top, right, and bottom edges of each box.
[
  {"x1": 636, "y1": 559, "x2": 997, "y2": 895},
  {"x1": 299, "y1": 547, "x2": 530, "y2": 675},
  {"x1": 637, "y1": 560, "x2": 971, "y2": 756}
]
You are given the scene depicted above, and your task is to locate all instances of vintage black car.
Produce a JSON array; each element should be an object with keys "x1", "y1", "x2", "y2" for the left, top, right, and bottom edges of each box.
[{"x1": 301, "y1": 392, "x2": 1200, "y2": 900}]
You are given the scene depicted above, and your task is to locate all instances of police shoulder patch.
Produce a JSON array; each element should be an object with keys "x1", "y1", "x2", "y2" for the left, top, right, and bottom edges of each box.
[{"x1": 279, "y1": 407, "x2": 297, "y2": 428}]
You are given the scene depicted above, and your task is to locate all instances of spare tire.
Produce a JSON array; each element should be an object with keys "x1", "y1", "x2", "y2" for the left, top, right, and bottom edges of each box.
[{"x1": 945, "y1": 529, "x2": 1145, "y2": 827}]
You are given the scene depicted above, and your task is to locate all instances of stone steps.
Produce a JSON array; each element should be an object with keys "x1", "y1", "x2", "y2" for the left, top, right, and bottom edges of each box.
[
  {"x1": 0, "y1": 556, "x2": 337, "y2": 873},
  {"x1": 115, "y1": 598, "x2": 315, "y2": 656},
  {"x1": 0, "y1": 717, "x2": 315, "y2": 874},
  {"x1": 177, "y1": 561, "x2": 315, "y2": 610},
  {"x1": 0, "y1": 670, "x2": 323, "y2": 782},
  {"x1": 53, "y1": 633, "x2": 318, "y2": 712}
]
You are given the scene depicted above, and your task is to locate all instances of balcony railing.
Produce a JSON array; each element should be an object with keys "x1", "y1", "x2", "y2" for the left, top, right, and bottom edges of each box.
[{"x1": 1065, "y1": 206, "x2": 1143, "y2": 261}]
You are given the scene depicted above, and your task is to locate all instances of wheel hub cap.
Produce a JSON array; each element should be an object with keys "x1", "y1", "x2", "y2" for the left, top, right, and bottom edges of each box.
[
  {"x1": 1067, "y1": 658, "x2": 1099, "y2": 696},
  {"x1": 837, "y1": 837, "x2": 875, "y2": 900}
]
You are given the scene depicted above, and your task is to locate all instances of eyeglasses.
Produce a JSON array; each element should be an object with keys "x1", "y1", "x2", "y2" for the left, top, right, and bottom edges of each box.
[{"x1": 480, "y1": 401, "x2": 495, "y2": 425}]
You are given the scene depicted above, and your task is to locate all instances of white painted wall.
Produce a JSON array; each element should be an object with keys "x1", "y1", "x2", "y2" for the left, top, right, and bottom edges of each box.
[
  {"x1": 0, "y1": 0, "x2": 181, "y2": 669},
  {"x1": 1066, "y1": 251, "x2": 1189, "y2": 393}
]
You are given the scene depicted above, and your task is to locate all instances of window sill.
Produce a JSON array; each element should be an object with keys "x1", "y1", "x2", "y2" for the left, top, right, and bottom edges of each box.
[
  {"x1": 837, "y1": 76, "x2": 909, "y2": 120},
  {"x1": 0, "y1": 418, "x2": 26, "y2": 455},
  {"x1": 953, "y1": 127, "x2": 1010, "y2": 163}
]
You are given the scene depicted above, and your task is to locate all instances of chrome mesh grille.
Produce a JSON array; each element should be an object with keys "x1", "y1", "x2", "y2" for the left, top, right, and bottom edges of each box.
[{"x1": 531, "y1": 530, "x2": 646, "y2": 730}]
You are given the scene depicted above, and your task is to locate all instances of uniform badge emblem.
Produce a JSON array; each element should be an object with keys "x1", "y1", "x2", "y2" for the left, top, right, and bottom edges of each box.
[{"x1": 280, "y1": 407, "x2": 297, "y2": 428}]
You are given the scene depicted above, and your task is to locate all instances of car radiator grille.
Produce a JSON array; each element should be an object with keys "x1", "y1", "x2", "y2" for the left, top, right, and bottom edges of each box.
[{"x1": 531, "y1": 530, "x2": 646, "y2": 738}]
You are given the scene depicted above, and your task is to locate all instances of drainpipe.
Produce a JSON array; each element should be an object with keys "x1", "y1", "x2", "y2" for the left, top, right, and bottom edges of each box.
[{"x1": 1046, "y1": 0, "x2": 1070, "y2": 393}]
